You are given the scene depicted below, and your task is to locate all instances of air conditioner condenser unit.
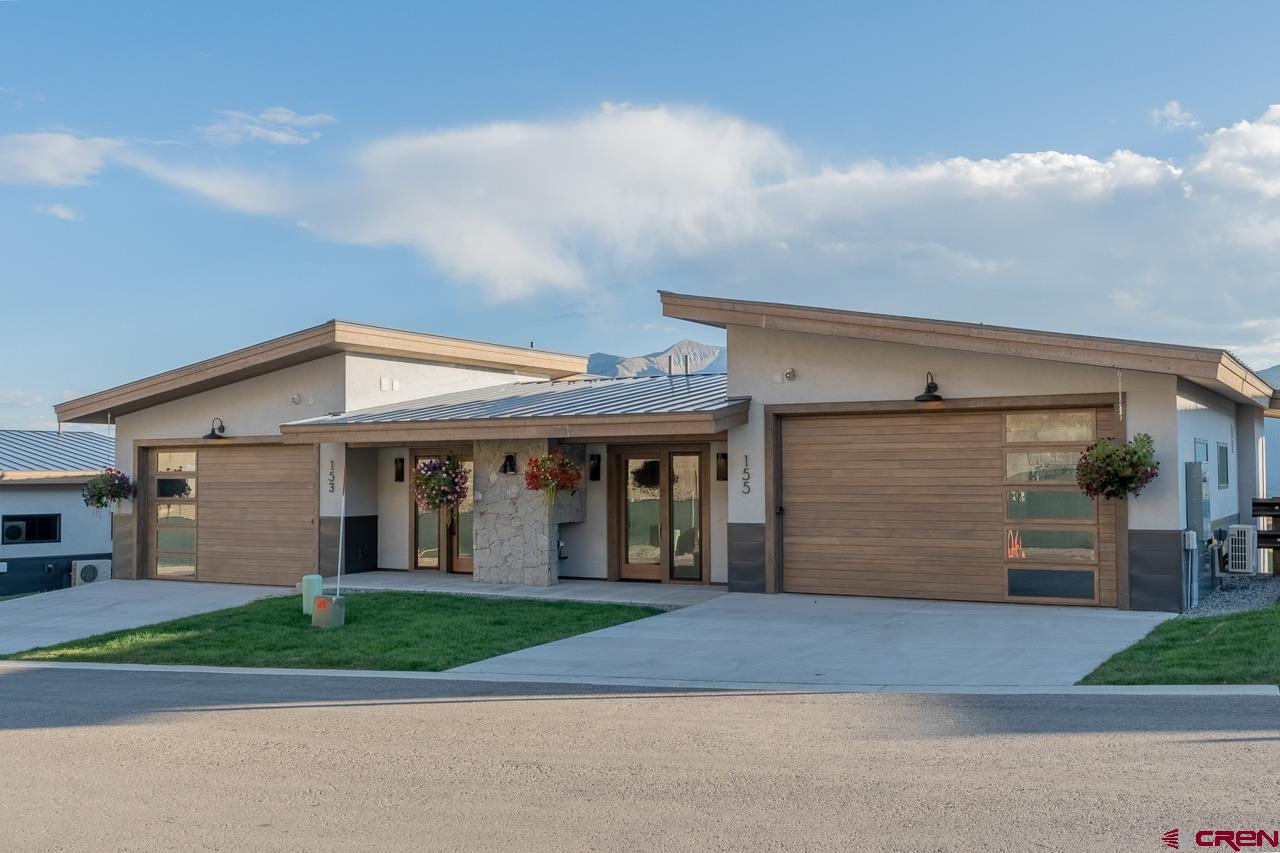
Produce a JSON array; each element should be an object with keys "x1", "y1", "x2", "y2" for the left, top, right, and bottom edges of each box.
[
  {"x1": 1223, "y1": 525, "x2": 1258, "y2": 575},
  {"x1": 71, "y1": 559, "x2": 112, "y2": 586}
]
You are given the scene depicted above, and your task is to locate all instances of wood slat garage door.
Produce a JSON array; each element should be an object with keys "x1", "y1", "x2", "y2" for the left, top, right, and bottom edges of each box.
[
  {"x1": 196, "y1": 444, "x2": 318, "y2": 585},
  {"x1": 779, "y1": 408, "x2": 1117, "y2": 605}
]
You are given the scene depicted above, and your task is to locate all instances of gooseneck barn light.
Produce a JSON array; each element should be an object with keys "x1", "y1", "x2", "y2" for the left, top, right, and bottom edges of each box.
[
  {"x1": 913, "y1": 372, "x2": 943, "y2": 403},
  {"x1": 203, "y1": 417, "x2": 227, "y2": 440}
]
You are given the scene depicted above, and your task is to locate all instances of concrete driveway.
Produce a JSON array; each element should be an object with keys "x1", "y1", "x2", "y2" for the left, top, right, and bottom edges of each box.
[
  {"x1": 454, "y1": 592, "x2": 1173, "y2": 689},
  {"x1": 0, "y1": 580, "x2": 284, "y2": 655}
]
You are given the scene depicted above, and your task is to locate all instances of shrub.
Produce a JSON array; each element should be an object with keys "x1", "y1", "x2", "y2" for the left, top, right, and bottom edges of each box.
[{"x1": 1076, "y1": 433, "x2": 1160, "y2": 500}]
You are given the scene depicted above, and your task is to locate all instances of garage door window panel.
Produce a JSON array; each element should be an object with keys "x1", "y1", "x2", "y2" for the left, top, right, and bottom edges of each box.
[
  {"x1": 1004, "y1": 410, "x2": 1095, "y2": 444},
  {"x1": 1006, "y1": 527, "x2": 1097, "y2": 563},
  {"x1": 1007, "y1": 568, "x2": 1095, "y2": 600},
  {"x1": 1005, "y1": 450, "x2": 1080, "y2": 483},
  {"x1": 1005, "y1": 489, "x2": 1095, "y2": 521},
  {"x1": 151, "y1": 449, "x2": 199, "y2": 581}
]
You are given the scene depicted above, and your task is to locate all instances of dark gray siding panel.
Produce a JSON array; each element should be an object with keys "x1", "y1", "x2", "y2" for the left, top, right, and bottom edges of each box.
[
  {"x1": 0, "y1": 552, "x2": 110, "y2": 595},
  {"x1": 319, "y1": 515, "x2": 378, "y2": 577},
  {"x1": 727, "y1": 522, "x2": 765, "y2": 593},
  {"x1": 1128, "y1": 529, "x2": 1182, "y2": 611}
]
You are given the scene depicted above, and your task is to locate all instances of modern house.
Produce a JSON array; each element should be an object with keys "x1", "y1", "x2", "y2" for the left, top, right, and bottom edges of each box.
[
  {"x1": 54, "y1": 294, "x2": 1275, "y2": 612},
  {"x1": 0, "y1": 430, "x2": 114, "y2": 594}
]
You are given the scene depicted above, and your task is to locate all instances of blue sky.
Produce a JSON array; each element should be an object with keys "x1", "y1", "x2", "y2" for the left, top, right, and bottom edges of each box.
[{"x1": 4, "y1": 2, "x2": 1280, "y2": 428}]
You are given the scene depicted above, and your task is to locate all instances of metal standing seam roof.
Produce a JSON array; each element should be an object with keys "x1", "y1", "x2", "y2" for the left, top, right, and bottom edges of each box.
[
  {"x1": 0, "y1": 430, "x2": 115, "y2": 472},
  {"x1": 291, "y1": 373, "x2": 735, "y2": 425}
]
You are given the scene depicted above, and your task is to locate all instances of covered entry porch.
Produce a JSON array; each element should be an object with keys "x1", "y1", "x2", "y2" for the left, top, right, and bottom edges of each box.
[{"x1": 289, "y1": 375, "x2": 747, "y2": 589}]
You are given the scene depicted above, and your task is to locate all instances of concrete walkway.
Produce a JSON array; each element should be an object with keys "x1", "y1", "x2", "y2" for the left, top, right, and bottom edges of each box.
[
  {"x1": 332, "y1": 570, "x2": 725, "y2": 608},
  {"x1": 453, "y1": 592, "x2": 1174, "y2": 689},
  {"x1": 0, "y1": 580, "x2": 285, "y2": 655}
]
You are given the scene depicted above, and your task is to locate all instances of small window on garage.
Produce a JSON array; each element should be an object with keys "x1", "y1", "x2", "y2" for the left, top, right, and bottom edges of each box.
[
  {"x1": 1, "y1": 514, "x2": 61, "y2": 544},
  {"x1": 1217, "y1": 442, "x2": 1230, "y2": 489}
]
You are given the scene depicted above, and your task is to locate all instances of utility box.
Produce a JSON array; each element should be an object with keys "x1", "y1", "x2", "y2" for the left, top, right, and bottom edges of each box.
[{"x1": 311, "y1": 594, "x2": 346, "y2": 628}]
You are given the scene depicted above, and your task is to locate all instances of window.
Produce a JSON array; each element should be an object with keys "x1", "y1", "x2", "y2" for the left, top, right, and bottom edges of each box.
[
  {"x1": 1006, "y1": 489, "x2": 1095, "y2": 521},
  {"x1": 1006, "y1": 450, "x2": 1079, "y2": 483},
  {"x1": 1007, "y1": 528, "x2": 1097, "y2": 563},
  {"x1": 156, "y1": 451, "x2": 196, "y2": 472},
  {"x1": 2, "y1": 514, "x2": 60, "y2": 544},
  {"x1": 1004, "y1": 411, "x2": 1094, "y2": 443},
  {"x1": 1193, "y1": 439, "x2": 1209, "y2": 464},
  {"x1": 1218, "y1": 442, "x2": 1230, "y2": 489}
]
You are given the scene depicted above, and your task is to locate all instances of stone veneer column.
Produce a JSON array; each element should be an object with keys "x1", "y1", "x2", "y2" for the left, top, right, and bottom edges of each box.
[{"x1": 473, "y1": 438, "x2": 585, "y2": 586}]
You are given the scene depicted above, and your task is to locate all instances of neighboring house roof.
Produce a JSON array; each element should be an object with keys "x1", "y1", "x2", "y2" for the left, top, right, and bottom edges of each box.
[
  {"x1": 55, "y1": 321, "x2": 589, "y2": 425},
  {"x1": 281, "y1": 373, "x2": 748, "y2": 442},
  {"x1": 0, "y1": 430, "x2": 114, "y2": 483},
  {"x1": 661, "y1": 291, "x2": 1277, "y2": 409}
]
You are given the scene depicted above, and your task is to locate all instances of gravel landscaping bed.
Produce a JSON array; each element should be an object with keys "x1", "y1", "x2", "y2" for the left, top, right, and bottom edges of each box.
[{"x1": 1182, "y1": 575, "x2": 1280, "y2": 618}]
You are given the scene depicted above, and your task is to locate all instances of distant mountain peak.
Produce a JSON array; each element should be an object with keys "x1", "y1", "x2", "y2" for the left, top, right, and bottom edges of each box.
[{"x1": 587, "y1": 339, "x2": 725, "y2": 377}]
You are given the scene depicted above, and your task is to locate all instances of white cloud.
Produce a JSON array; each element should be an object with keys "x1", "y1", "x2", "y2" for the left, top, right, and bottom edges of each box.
[
  {"x1": 1151, "y1": 100, "x2": 1201, "y2": 130},
  {"x1": 35, "y1": 202, "x2": 80, "y2": 221},
  {"x1": 1193, "y1": 104, "x2": 1280, "y2": 197},
  {"x1": 0, "y1": 132, "x2": 120, "y2": 185},
  {"x1": 15, "y1": 102, "x2": 1280, "y2": 364},
  {"x1": 202, "y1": 106, "x2": 335, "y2": 146},
  {"x1": 0, "y1": 389, "x2": 44, "y2": 406}
]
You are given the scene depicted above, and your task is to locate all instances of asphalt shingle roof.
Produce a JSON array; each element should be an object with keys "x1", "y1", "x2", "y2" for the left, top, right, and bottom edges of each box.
[
  {"x1": 295, "y1": 373, "x2": 734, "y2": 425},
  {"x1": 0, "y1": 430, "x2": 115, "y2": 473}
]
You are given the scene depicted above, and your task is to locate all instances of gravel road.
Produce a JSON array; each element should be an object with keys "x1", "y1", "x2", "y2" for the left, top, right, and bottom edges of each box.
[{"x1": 2, "y1": 665, "x2": 1276, "y2": 852}]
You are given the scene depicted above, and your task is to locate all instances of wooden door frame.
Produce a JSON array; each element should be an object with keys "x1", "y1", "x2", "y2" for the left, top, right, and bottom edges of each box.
[
  {"x1": 607, "y1": 443, "x2": 712, "y2": 585},
  {"x1": 764, "y1": 392, "x2": 1126, "y2": 602},
  {"x1": 407, "y1": 444, "x2": 474, "y2": 574}
]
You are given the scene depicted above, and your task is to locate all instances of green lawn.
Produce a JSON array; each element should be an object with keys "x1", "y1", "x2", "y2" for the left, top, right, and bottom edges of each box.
[
  {"x1": 5, "y1": 592, "x2": 661, "y2": 671},
  {"x1": 0, "y1": 592, "x2": 36, "y2": 602},
  {"x1": 1081, "y1": 603, "x2": 1280, "y2": 685}
]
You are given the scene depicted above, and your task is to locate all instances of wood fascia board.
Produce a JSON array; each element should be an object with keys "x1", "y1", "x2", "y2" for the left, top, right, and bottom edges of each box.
[
  {"x1": 56, "y1": 322, "x2": 589, "y2": 425},
  {"x1": 280, "y1": 402, "x2": 749, "y2": 445},
  {"x1": 662, "y1": 293, "x2": 1275, "y2": 406},
  {"x1": 331, "y1": 323, "x2": 585, "y2": 378},
  {"x1": 763, "y1": 392, "x2": 1118, "y2": 418},
  {"x1": 0, "y1": 470, "x2": 98, "y2": 484},
  {"x1": 55, "y1": 323, "x2": 341, "y2": 424}
]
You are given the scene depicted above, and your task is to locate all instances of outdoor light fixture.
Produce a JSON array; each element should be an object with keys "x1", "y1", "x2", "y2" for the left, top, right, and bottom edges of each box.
[
  {"x1": 589, "y1": 454, "x2": 601, "y2": 481},
  {"x1": 913, "y1": 372, "x2": 942, "y2": 403},
  {"x1": 203, "y1": 417, "x2": 227, "y2": 440},
  {"x1": 499, "y1": 454, "x2": 518, "y2": 475}
]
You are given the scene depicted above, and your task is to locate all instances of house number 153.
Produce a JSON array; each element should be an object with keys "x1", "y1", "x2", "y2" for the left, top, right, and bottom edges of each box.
[{"x1": 741, "y1": 455, "x2": 751, "y2": 495}]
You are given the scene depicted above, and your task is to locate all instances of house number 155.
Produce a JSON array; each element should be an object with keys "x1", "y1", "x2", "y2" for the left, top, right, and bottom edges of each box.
[{"x1": 741, "y1": 455, "x2": 751, "y2": 495}]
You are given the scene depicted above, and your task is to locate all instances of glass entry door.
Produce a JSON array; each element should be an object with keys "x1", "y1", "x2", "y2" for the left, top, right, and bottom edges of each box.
[
  {"x1": 618, "y1": 450, "x2": 706, "y2": 583},
  {"x1": 413, "y1": 455, "x2": 473, "y2": 574}
]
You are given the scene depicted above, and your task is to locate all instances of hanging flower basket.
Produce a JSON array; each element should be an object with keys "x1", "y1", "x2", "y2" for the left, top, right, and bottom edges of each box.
[
  {"x1": 1076, "y1": 433, "x2": 1159, "y2": 500},
  {"x1": 412, "y1": 457, "x2": 469, "y2": 512},
  {"x1": 82, "y1": 467, "x2": 136, "y2": 510},
  {"x1": 524, "y1": 451, "x2": 583, "y2": 506}
]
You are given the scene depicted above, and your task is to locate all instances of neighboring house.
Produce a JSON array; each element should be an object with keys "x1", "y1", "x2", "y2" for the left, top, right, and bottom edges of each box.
[
  {"x1": 0, "y1": 430, "x2": 114, "y2": 594},
  {"x1": 54, "y1": 296, "x2": 1276, "y2": 612}
]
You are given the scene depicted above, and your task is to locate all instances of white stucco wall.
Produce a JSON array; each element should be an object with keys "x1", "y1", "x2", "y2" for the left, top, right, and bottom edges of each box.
[
  {"x1": 1175, "y1": 380, "x2": 1241, "y2": 527},
  {"x1": 112, "y1": 354, "x2": 348, "y2": 486},
  {"x1": 376, "y1": 446, "x2": 411, "y2": 570},
  {"x1": 726, "y1": 325, "x2": 1182, "y2": 531},
  {"x1": 344, "y1": 354, "x2": 541, "y2": 412},
  {"x1": 0, "y1": 484, "x2": 112, "y2": 560}
]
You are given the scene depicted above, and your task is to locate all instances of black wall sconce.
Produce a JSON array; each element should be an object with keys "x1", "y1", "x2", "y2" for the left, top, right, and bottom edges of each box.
[
  {"x1": 499, "y1": 454, "x2": 518, "y2": 475},
  {"x1": 394, "y1": 457, "x2": 405, "y2": 482},
  {"x1": 588, "y1": 453, "x2": 601, "y2": 481},
  {"x1": 203, "y1": 417, "x2": 227, "y2": 440},
  {"x1": 913, "y1": 372, "x2": 943, "y2": 403},
  {"x1": 715, "y1": 452, "x2": 729, "y2": 481}
]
